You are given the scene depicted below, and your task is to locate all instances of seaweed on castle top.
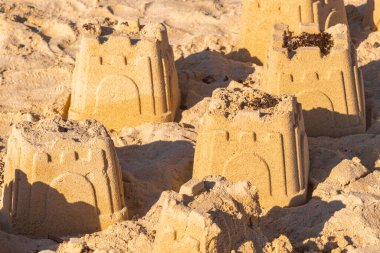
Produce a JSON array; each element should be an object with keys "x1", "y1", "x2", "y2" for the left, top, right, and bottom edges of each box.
[
  {"x1": 79, "y1": 17, "x2": 167, "y2": 44},
  {"x1": 207, "y1": 84, "x2": 288, "y2": 119},
  {"x1": 79, "y1": 17, "x2": 143, "y2": 38},
  {"x1": 283, "y1": 31, "x2": 334, "y2": 56},
  {"x1": 262, "y1": 23, "x2": 366, "y2": 137},
  {"x1": 238, "y1": 0, "x2": 347, "y2": 64}
]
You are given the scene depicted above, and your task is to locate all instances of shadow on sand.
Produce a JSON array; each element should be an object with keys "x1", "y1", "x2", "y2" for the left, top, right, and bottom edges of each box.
[
  {"x1": 117, "y1": 140, "x2": 195, "y2": 218},
  {"x1": 0, "y1": 170, "x2": 101, "y2": 238},
  {"x1": 261, "y1": 198, "x2": 346, "y2": 252},
  {"x1": 175, "y1": 49, "x2": 255, "y2": 109}
]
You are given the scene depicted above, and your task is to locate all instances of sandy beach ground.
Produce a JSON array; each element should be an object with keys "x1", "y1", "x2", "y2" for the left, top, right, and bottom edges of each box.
[{"x1": 1, "y1": 0, "x2": 380, "y2": 252}]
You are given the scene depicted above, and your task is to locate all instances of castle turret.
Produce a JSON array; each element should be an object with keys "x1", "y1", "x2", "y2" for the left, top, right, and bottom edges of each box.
[
  {"x1": 0, "y1": 118, "x2": 127, "y2": 236},
  {"x1": 238, "y1": 0, "x2": 347, "y2": 65},
  {"x1": 262, "y1": 23, "x2": 366, "y2": 137},
  {"x1": 192, "y1": 85, "x2": 309, "y2": 209},
  {"x1": 69, "y1": 21, "x2": 180, "y2": 130}
]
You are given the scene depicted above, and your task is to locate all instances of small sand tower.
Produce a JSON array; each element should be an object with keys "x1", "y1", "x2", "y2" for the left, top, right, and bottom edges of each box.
[
  {"x1": 153, "y1": 178, "x2": 265, "y2": 253},
  {"x1": 261, "y1": 23, "x2": 365, "y2": 137},
  {"x1": 0, "y1": 118, "x2": 127, "y2": 236},
  {"x1": 192, "y1": 85, "x2": 309, "y2": 209},
  {"x1": 69, "y1": 21, "x2": 180, "y2": 130},
  {"x1": 239, "y1": 0, "x2": 347, "y2": 64},
  {"x1": 363, "y1": 0, "x2": 380, "y2": 30}
]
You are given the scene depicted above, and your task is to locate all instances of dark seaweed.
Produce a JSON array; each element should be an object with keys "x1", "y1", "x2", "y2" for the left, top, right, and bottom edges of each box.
[{"x1": 283, "y1": 31, "x2": 334, "y2": 56}]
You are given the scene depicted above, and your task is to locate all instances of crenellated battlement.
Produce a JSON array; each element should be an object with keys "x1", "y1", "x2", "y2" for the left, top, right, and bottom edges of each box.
[
  {"x1": 203, "y1": 130, "x2": 285, "y2": 145},
  {"x1": 31, "y1": 148, "x2": 105, "y2": 167},
  {"x1": 271, "y1": 23, "x2": 349, "y2": 62},
  {"x1": 118, "y1": 19, "x2": 142, "y2": 34},
  {"x1": 80, "y1": 22, "x2": 169, "y2": 55},
  {"x1": 276, "y1": 69, "x2": 347, "y2": 85},
  {"x1": 80, "y1": 36, "x2": 158, "y2": 68},
  {"x1": 245, "y1": 0, "x2": 312, "y2": 12}
]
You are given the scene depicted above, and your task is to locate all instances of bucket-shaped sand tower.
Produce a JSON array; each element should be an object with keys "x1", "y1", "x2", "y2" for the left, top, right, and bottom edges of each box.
[
  {"x1": 239, "y1": 0, "x2": 347, "y2": 65},
  {"x1": 261, "y1": 23, "x2": 366, "y2": 137},
  {"x1": 0, "y1": 118, "x2": 127, "y2": 236},
  {"x1": 192, "y1": 85, "x2": 309, "y2": 208},
  {"x1": 69, "y1": 21, "x2": 180, "y2": 130}
]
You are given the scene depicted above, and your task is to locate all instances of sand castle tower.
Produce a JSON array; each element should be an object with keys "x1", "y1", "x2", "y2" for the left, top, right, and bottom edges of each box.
[
  {"x1": 69, "y1": 21, "x2": 180, "y2": 130},
  {"x1": 0, "y1": 118, "x2": 127, "y2": 236},
  {"x1": 363, "y1": 0, "x2": 380, "y2": 30},
  {"x1": 239, "y1": 0, "x2": 347, "y2": 64},
  {"x1": 261, "y1": 23, "x2": 366, "y2": 137},
  {"x1": 192, "y1": 85, "x2": 309, "y2": 208}
]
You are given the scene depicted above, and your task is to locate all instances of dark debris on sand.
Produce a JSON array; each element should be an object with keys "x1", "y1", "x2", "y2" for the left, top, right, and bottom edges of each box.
[{"x1": 283, "y1": 31, "x2": 334, "y2": 56}]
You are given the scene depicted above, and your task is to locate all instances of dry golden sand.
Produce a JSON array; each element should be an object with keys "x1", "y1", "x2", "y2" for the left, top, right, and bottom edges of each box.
[{"x1": 0, "y1": 0, "x2": 380, "y2": 252}]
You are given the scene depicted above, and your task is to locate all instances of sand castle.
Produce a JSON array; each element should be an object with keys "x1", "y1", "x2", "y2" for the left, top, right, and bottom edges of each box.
[
  {"x1": 261, "y1": 23, "x2": 366, "y2": 137},
  {"x1": 153, "y1": 178, "x2": 266, "y2": 253},
  {"x1": 69, "y1": 21, "x2": 180, "y2": 130},
  {"x1": 192, "y1": 85, "x2": 309, "y2": 208},
  {"x1": 363, "y1": 0, "x2": 380, "y2": 30},
  {"x1": 0, "y1": 118, "x2": 127, "y2": 236},
  {"x1": 239, "y1": 0, "x2": 347, "y2": 64}
]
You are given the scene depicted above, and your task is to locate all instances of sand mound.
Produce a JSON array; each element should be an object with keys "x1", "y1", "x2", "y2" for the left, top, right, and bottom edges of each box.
[
  {"x1": 0, "y1": 230, "x2": 56, "y2": 253},
  {"x1": 14, "y1": 117, "x2": 110, "y2": 145},
  {"x1": 261, "y1": 159, "x2": 380, "y2": 252},
  {"x1": 56, "y1": 177, "x2": 271, "y2": 253},
  {"x1": 113, "y1": 122, "x2": 196, "y2": 218},
  {"x1": 207, "y1": 85, "x2": 282, "y2": 119}
]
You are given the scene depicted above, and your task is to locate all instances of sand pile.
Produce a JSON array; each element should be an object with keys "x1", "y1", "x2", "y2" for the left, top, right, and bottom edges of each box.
[
  {"x1": 0, "y1": 230, "x2": 56, "y2": 253},
  {"x1": 207, "y1": 84, "x2": 282, "y2": 119},
  {"x1": 13, "y1": 117, "x2": 110, "y2": 145},
  {"x1": 261, "y1": 156, "x2": 380, "y2": 252},
  {"x1": 113, "y1": 122, "x2": 196, "y2": 218},
  {"x1": 56, "y1": 177, "x2": 276, "y2": 253}
]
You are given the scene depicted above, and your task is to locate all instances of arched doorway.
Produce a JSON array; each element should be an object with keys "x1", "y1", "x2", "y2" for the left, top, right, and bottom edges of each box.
[
  {"x1": 44, "y1": 173, "x2": 99, "y2": 235},
  {"x1": 223, "y1": 153, "x2": 272, "y2": 196},
  {"x1": 297, "y1": 90, "x2": 335, "y2": 136},
  {"x1": 96, "y1": 75, "x2": 141, "y2": 115}
]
